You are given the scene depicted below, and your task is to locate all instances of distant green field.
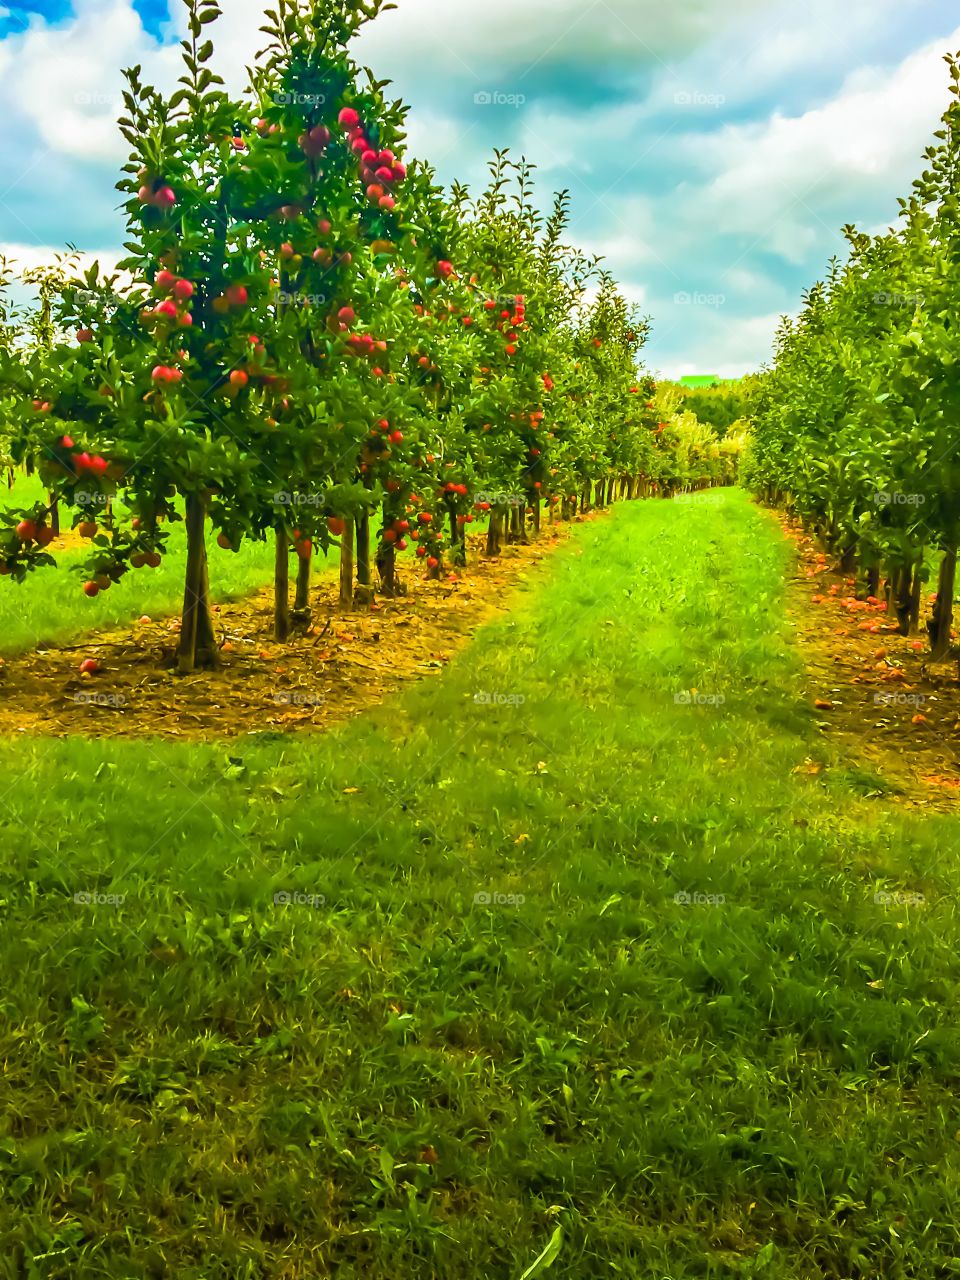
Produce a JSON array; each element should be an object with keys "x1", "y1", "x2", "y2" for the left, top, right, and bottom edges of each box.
[
  {"x1": 0, "y1": 489, "x2": 957, "y2": 1278},
  {"x1": 0, "y1": 475, "x2": 283, "y2": 653}
]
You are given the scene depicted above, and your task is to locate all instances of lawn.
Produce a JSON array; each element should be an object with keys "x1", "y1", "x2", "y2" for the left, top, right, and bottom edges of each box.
[{"x1": 1, "y1": 488, "x2": 958, "y2": 1278}]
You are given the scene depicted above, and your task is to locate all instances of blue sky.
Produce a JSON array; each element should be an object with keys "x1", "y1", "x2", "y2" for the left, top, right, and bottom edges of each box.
[
  {"x1": 1, "y1": 0, "x2": 168, "y2": 38},
  {"x1": 0, "y1": 0, "x2": 957, "y2": 377}
]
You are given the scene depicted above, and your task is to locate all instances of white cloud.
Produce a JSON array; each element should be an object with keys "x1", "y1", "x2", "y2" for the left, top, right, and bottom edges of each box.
[
  {"x1": 685, "y1": 28, "x2": 960, "y2": 256},
  {"x1": 0, "y1": 1, "x2": 183, "y2": 164},
  {"x1": 657, "y1": 311, "x2": 783, "y2": 380},
  {"x1": 355, "y1": 0, "x2": 771, "y2": 81}
]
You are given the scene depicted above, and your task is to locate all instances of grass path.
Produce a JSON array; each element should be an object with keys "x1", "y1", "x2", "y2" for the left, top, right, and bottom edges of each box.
[{"x1": 1, "y1": 488, "x2": 959, "y2": 1278}]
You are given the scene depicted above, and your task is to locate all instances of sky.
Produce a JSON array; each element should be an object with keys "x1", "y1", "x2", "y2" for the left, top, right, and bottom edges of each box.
[{"x1": 0, "y1": 0, "x2": 956, "y2": 378}]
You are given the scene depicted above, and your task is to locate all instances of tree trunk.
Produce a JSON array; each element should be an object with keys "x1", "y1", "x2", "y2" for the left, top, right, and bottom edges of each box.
[
  {"x1": 865, "y1": 565, "x2": 880, "y2": 598},
  {"x1": 177, "y1": 493, "x2": 218, "y2": 674},
  {"x1": 885, "y1": 562, "x2": 901, "y2": 612},
  {"x1": 909, "y1": 559, "x2": 923, "y2": 635},
  {"x1": 293, "y1": 547, "x2": 312, "y2": 627},
  {"x1": 893, "y1": 562, "x2": 919, "y2": 635},
  {"x1": 274, "y1": 527, "x2": 290, "y2": 642},
  {"x1": 377, "y1": 541, "x2": 397, "y2": 596},
  {"x1": 339, "y1": 517, "x2": 355, "y2": 610},
  {"x1": 507, "y1": 504, "x2": 520, "y2": 543},
  {"x1": 532, "y1": 498, "x2": 541, "y2": 534},
  {"x1": 48, "y1": 494, "x2": 60, "y2": 537},
  {"x1": 356, "y1": 513, "x2": 371, "y2": 586},
  {"x1": 516, "y1": 503, "x2": 529, "y2": 544},
  {"x1": 486, "y1": 507, "x2": 503, "y2": 556},
  {"x1": 930, "y1": 545, "x2": 956, "y2": 660}
]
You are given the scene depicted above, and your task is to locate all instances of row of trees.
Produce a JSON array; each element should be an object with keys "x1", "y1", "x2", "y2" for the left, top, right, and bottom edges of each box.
[
  {"x1": 0, "y1": 0, "x2": 736, "y2": 673},
  {"x1": 743, "y1": 53, "x2": 960, "y2": 661}
]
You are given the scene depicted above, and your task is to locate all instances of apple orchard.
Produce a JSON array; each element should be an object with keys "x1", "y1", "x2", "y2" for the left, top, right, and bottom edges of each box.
[{"x1": 0, "y1": 0, "x2": 739, "y2": 674}]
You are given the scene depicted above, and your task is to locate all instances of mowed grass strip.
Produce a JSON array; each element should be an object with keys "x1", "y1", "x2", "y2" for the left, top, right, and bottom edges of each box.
[{"x1": 0, "y1": 488, "x2": 959, "y2": 1279}]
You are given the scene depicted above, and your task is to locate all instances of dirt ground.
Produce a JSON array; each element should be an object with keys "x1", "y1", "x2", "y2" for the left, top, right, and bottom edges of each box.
[
  {"x1": 777, "y1": 511, "x2": 960, "y2": 810},
  {"x1": 0, "y1": 524, "x2": 581, "y2": 741}
]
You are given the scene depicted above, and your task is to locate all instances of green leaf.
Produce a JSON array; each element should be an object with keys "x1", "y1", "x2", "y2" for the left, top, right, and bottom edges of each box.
[{"x1": 518, "y1": 1227, "x2": 563, "y2": 1279}]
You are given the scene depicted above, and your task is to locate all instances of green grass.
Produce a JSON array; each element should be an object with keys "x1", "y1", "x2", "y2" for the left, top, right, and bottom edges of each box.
[
  {"x1": 0, "y1": 477, "x2": 288, "y2": 654},
  {"x1": 1, "y1": 488, "x2": 959, "y2": 1278}
]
